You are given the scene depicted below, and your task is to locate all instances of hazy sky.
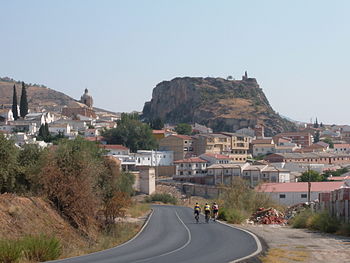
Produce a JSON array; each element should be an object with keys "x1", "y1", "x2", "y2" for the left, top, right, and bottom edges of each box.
[{"x1": 1, "y1": 0, "x2": 349, "y2": 124}]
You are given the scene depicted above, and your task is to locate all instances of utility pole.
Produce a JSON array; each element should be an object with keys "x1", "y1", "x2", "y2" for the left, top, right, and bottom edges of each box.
[{"x1": 307, "y1": 165, "x2": 311, "y2": 203}]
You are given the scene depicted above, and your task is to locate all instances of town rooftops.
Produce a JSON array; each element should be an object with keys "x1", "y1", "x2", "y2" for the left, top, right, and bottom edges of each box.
[
  {"x1": 174, "y1": 157, "x2": 208, "y2": 164},
  {"x1": 201, "y1": 153, "x2": 231, "y2": 160},
  {"x1": 256, "y1": 181, "x2": 346, "y2": 193},
  {"x1": 334, "y1": 144, "x2": 350, "y2": 148},
  {"x1": 195, "y1": 133, "x2": 229, "y2": 139},
  {"x1": 207, "y1": 163, "x2": 247, "y2": 169},
  {"x1": 152, "y1": 129, "x2": 166, "y2": 134},
  {"x1": 99, "y1": 144, "x2": 129, "y2": 151},
  {"x1": 252, "y1": 138, "x2": 274, "y2": 144},
  {"x1": 266, "y1": 152, "x2": 350, "y2": 159},
  {"x1": 328, "y1": 175, "x2": 350, "y2": 181}
]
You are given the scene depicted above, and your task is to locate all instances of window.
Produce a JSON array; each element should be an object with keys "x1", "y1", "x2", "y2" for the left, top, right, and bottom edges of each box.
[
  {"x1": 301, "y1": 194, "x2": 307, "y2": 198},
  {"x1": 180, "y1": 171, "x2": 183, "y2": 175},
  {"x1": 279, "y1": 194, "x2": 286, "y2": 199},
  {"x1": 180, "y1": 164, "x2": 183, "y2": 167}
]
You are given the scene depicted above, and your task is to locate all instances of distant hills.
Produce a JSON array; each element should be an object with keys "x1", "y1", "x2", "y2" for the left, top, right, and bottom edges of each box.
[
  {"x1": 0, "y1": 77, "x2": 83, "y2": 112},
  {"x1": 142, "y1": 76, "x2": 296, "y2": 135}
]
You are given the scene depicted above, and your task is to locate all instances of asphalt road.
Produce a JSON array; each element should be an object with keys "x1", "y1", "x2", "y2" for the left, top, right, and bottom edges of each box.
[{"x1": 49, "y1": 205, "x2": 261, "y2": 263}]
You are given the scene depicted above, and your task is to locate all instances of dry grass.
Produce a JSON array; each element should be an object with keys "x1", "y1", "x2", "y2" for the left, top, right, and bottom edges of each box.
[
  {"x1": 260, "y1": 248, "x2": 309, "y2": 263},
  {"x1": 127, "y1": 203, "x2": 150, "y2": 218}
]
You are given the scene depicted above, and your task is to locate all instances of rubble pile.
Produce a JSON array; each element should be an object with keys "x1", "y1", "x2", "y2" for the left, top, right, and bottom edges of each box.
[
  {"x1": 285, "y1": 202, "x2": 311, "y2": 220},
  {"x1": 250, "y1": 207, "x2": 286, "y2": 224}
]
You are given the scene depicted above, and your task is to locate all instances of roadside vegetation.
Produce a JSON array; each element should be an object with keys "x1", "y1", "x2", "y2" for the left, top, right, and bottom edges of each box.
[
  {"x1": 145, "y1": 193, "x2": 178, "y2": 205},
  {"x1": 0, "y1": 134, "x2": 151, "y2": 262},
  {"x1": 290, "y1": 209, "x2": 350, "y2": 236},
  {"x1": 0, "y1": 235, "x2": 61, "y2": 263},
  {"x1": 218, "y1": 178, "x2": 283, "y2": 223}
]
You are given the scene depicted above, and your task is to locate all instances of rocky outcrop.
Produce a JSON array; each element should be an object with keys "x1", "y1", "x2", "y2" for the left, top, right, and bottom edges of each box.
[{"x1": 142, "y1": 76, "x2": 296, "y2": 136}]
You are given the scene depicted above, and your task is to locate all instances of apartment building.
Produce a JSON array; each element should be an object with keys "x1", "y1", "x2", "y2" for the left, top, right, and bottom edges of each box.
[
  {"x1": 220, "y1": 132, "x2": 252, "y2": 162},
  {"x1": 159, "y1": 134, "x2": 193, "y2": 161},
  {"x1": 193, "y1": 133, "x2": 230, "y2": 156}
]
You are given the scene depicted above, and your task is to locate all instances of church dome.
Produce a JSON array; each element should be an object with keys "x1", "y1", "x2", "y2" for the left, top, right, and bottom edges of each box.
[{"x1": 80, "y1": 89, "x2": 93, "y2": 108}]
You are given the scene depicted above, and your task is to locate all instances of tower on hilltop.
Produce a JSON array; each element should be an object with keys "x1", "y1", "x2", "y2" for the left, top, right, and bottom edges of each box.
[
  {"x1": 242, "y1": 71, "x2": 248, "y2": 80},
  {"x1": 80, "y1": 88, "x2": 93, "y2": 108}
]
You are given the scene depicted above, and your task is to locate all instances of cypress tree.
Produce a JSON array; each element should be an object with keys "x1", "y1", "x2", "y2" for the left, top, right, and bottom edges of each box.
[
  {"x1": 20, "y1": 82, "x2": 28, "y2": 118},
  {"x1": 12, "y1": 85, "x2": 19, "y2": 120}
]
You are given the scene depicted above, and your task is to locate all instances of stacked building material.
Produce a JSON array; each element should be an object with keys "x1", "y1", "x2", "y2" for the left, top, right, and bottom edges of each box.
[{"x1": 250, "y1": 207, "x2": 286, "y2": 224}]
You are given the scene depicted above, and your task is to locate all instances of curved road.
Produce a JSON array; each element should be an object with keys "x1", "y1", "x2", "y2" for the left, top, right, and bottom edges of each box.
[{"x1": 50, "y1": 205, "x2": 261, "y2": 263}]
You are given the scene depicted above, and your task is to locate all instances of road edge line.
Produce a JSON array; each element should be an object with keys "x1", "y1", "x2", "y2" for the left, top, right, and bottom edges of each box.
[
  {"x1": 46, "y1": 209, "x2": 155, "y2": 262},
  {"x1": 133, "y1": 209, "x2": 192, "y2": 263},
  {"x1": 217, "y1": 220, "x2": 263, "y2": 263}
]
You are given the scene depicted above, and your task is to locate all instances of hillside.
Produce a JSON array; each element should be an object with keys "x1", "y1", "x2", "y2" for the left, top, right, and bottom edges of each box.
[
  {"x1": 0, "y1": 194, "x2": 88, "y2": 255},
  {"x1": 0, "y1": 77, "x2": 83, "y2": 112},
  {"x1": 142, "y1": 76, "x2": 296, "y2": 136}
]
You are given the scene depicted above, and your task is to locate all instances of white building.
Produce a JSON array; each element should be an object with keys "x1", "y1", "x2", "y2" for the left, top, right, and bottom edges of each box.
[
  {"x1": 200, "y1": 153, "x2": 232, "y2": 165},
  {"x1": 135, "y1": 150, "x2": 173, "y2": 167},
  {"x1": 48, "y1": 123, "x2": 72, "y2": 136},
  {"x1": 256, "y1": 181, "x2": 346, "y2": 206},
  {"x1": 207, "y1": 163, "x2": 290, "y2": 186},
  {"x1": 333, "y1": 144, "x2": 350, "y2": 154},
  {"x1": 99, "y1": 144, "x2": 130, "y2": 155},
  {"x1": 174, "y1": 157, "x2": 209, "y2": 177}
]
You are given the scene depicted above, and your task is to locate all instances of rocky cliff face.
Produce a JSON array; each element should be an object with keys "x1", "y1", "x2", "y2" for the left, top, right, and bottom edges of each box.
[{"x1": 142, "y1": 76, "x2": 296, "y2": 136}]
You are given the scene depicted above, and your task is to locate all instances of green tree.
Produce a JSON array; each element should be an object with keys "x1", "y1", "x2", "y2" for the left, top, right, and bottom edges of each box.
[
  {"x1": 0, "y1": 134, "x2": 19, "y2": 193},
  {"x1": 314, "y1": 118, "x2": 319, "y2": 128},
  {"x1": 299, "y1": 170, "x2": 325, "y2": 182},
  {"x1": 20, "y1": 82, "x2": 28, "y2": 118},
  {"x1": 314, "y1": 130, "x2": 320, "y2": 143},
  {"x1": 15, "y1": 144, "x2": 46, "y2": 193},
  {"x1": 12, "y1": 85, "x2": 19, "y2": 120},
  {"x1": 175, "y1": 123, "x2": 192, "y2": 135},
  {"x1": 322, "y1": 138, "x2": 334, "y2": 148},
  {"x1": 150, "y1": 117, "x2": 164, "y2": 130},
  {"x1": 102, "y1": 113, "x2": 158, "y2": 152}
]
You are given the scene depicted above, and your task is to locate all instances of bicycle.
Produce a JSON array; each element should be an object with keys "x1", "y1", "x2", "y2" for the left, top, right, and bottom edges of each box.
[
  {"x1": 212, "y1": 211, "x2": 218, "y2": 222},
  {"x1": 205, "y1": 212, "x2": 210, "y2": 223},
  {"x1": 194, "y1": 213, "x2": 199, "y2": 223}
]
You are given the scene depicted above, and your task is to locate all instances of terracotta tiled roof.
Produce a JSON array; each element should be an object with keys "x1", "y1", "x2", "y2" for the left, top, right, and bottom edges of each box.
[
  {"x1": 174, "y1": 157, "x2": 208, "y2": 164},
  {"x1": 201, "y1": 153, "x2": 231, "y2": 159},
  {"x1": 99, "y1": 144, "x2": 129, "y2": 150},
  {"x1": 252, "y1": 139, "x2": 274, "y2": 144},
  {"x1": 152, "y1": 130, "x2": 165, "y2": 134},
  {"x1": 256, "y1": 182, "x2": 345, "y2": 193},
  {"x1": 334, "y1": 144, "x2": 350, "y2": 148}
]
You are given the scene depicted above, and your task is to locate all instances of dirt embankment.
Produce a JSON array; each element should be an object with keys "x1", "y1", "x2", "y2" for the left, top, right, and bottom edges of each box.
[{"x1": 0, "y1": 194, "x2": 89, "y2": 253}]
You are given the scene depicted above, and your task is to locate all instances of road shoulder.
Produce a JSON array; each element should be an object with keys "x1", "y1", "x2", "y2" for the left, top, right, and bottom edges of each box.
[{"x1": 239, "y1": 224, "x2": 350, "y2": 263}]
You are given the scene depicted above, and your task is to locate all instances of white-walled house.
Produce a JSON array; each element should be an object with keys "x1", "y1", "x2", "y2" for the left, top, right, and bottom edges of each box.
[
  {"x1": 206, "y1": 163, "x2": 290, "y2": 186},
  {"x1": 48, "y1": 123, "x2": 72, "y2": 136},
  {"x1": 135, "y1": 150, "x2": 173, "y2": 167},
  {"x1": 174, "y1": 157, "x2": 209, "y2": 177},
  {"x1": 99, "y1": 144, "x2": 130, "y2": 155},
  {"x1": 256, "y1": 181, "x2": 346, "y2": 206},
  {"x1": 199, "y1": 153, "x2": 232, "y2": 165}
]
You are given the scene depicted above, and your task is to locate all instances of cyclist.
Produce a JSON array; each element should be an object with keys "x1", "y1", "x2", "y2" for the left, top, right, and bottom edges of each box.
[
  {"x1": 212, "y1": 202, "x2": 219, "y2": 221},
  {"x1": 194, "y1": 203, "x2": 201, "y2": 223},
  {"x1": 204, "y1": 203, "x2": 211, "y2": 223}
]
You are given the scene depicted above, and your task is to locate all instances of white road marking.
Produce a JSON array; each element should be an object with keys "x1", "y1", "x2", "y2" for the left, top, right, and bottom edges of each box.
[
  {"x1": 134, "y1": 209, "x2": 192, "y2": 263},
  {"x1": 216, "y1": 220, "x2": 263, "y2": 263}
]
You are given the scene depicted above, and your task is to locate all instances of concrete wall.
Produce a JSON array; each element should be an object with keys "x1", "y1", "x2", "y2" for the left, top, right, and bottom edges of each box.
[{"x1": 139, "y1": 167, "x2": 155, "y2": 195}]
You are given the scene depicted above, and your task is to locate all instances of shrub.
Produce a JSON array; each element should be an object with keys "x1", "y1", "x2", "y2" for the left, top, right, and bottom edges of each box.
[
  {"x1": 218, "y1": 207, "x2": 246, "y2": 224},
  {"x1": 0, "y1": 239, "x2": 22, "y2": 263},
  {"x1": 308, "y1": 212, "x2": 339, "y2": 233},
  {"x1": 145, "y1": 193, "x2": 177, "y2": 205},
  {"x1": 290, "y1": 209, "x2": 313, "y2": 228},
  {"x1": 21, "y1": 235, "x2": 61, "y2": 261}
]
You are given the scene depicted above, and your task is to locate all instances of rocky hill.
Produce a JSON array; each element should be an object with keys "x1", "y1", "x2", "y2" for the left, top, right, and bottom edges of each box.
[
  {"x1": 142, "y1": 75, "x2": 296, "y2": 135},
  {"x1": 0, "y1": 77, "x2": 82, "y2": 112}
]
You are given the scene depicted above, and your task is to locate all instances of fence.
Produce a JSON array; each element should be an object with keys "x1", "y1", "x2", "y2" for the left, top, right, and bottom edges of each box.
[{"x1": 318, "y1": 188, "x2": 350, "y2": 223}]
